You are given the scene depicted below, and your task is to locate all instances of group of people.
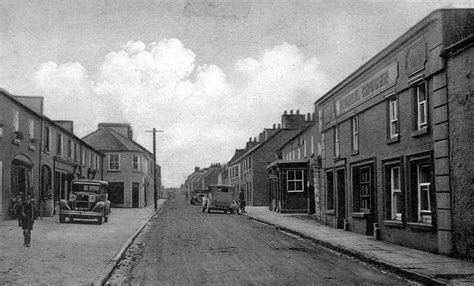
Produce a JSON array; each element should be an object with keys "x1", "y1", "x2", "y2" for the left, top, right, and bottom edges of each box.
[{"x1": 229, "y1": 189, "x2": 246, "y2": 214}]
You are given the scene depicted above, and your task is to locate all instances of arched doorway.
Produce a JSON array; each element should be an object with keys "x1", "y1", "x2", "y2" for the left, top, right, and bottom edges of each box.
[
  {"x1": 10, "y1": 154, "x2": 34, "y2": 218},
  {"x1": 11, "y1": 154, "x2": 34, "y2": 197}
]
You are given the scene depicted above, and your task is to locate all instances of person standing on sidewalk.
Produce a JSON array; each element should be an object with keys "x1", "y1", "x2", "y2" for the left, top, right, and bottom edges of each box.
[
  {"x1": 239, "y1": 189, "x2": 246, "y2": 214},
  {"x1": 17, "y1": 193, "x2": 37, "y2": 247}
]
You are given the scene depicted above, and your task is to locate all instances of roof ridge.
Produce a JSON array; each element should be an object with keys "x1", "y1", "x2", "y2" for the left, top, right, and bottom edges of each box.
[{"x1": 102, "y1": 128, "x2": 129, "y2": 151}]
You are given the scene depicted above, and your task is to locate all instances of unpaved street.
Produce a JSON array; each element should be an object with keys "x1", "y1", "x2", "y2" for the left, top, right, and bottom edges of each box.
[{"x1": 108, "y1": 195, "x2": 413, "y2": 285}]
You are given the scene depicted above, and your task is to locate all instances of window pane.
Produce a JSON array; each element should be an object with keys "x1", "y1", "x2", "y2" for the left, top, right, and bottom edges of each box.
[
  {"x1": 420, "y1": 184, "x2": 430, "y2": 211},
  {"x1": 295, "y1": 182, "x2": 303, "y2": 191},
  {"x1": 295, "y1": 170, "x2": 302, "y2": 180},
  {"x1": 392, "y1": 167, "x2": 400, "y2": 190},
  {"x1": 419, "y1": 164, "x2": 430, "y2": 183},
  {"x1": 418, "y1": 83, "x2": 426, "y2": 101},
  {"x1": 288, "y1": 181, "x2": 295, "y2": 191},
  {"x1": 288, "y1": 170, "x2": 295, "y2": 180}
]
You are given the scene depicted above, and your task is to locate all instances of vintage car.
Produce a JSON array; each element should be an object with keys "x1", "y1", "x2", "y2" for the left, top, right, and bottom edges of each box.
[
  {"x1": 190, "y1": 189, "x2": 207, "y2": 205},
  {"x1": 205, "y1": 184, "x2": 237, "y2": 214},
  {"x1": 59, "y1": 179, "x2": 111, "y2": 225}
]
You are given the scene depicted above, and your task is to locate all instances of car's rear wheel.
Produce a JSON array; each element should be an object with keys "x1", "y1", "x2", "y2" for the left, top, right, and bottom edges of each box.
[
  {"x1": 207, "y1": 208, "x2": 211, "y2": 213},
  {"x1": 59, "y1": 215, "x2": 65, "y2": 223},
  {"x1": 69, "y1": 217, "x2": 74, "y2": 223}
]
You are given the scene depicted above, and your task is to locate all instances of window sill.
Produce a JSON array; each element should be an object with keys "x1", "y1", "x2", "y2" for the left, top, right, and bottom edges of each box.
[
  {"x1": 383, "y1": 220, "x2": 404, "y2": 228},
  {"x1": 411, "y1": 127, "x2": 429, "y2": 138},
  {"x1": 352, "y1": 212, "x2": 371, "y2": 219},
  {"x1": 107, "y1": 170, "x2": 121, "y2": 173},
  {"x1": 287, "y1": 190, "x2": 304, "y2": 193},
  {"x1": 351, "y1": 150, "x2": 359, "y2": 156},
  {"x1": 407, "y1": 222, "x2": 435, "y2": 232},
  {"x1": 386, "y1": 136, "x2": 400, "y2": 145},
  {"x1": 324, "y1": 210, "x2": 335, "y2": 215}
]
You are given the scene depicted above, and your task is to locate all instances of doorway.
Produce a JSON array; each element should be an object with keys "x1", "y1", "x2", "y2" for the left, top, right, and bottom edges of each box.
[
  {"x1": 132, "y1": 182, "x2": 139, "y2": 208},
  {"x1": 336, "y1": 168, "x2": 346, "y2": 229}
]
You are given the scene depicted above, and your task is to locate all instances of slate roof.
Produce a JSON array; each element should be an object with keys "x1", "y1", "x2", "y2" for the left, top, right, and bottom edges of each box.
[
  {"x1": 232, "y1": 129, "x2": 301, "y2": 164},
  {"x1": 82, "y1": 127, "x2": 152, "y2": 156}
]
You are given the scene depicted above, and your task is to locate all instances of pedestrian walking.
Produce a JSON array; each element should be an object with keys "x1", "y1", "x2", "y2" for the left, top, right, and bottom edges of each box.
[
  {"x1": 16, "y1": 193, "x2": 38, "y2": 247},
  {"x1": 239, "y1": 189, "x2": 246, "y2": 214}
]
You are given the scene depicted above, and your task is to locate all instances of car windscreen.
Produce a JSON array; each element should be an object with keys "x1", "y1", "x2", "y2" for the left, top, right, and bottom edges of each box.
[{"x1": 72, "y1": 184, "x2": 101, "y2": 193}]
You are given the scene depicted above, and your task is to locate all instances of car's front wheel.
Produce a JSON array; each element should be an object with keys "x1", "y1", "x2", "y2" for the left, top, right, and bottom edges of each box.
[{"x1": 98, "y1": 216, "x2": 103, "y2": 225}]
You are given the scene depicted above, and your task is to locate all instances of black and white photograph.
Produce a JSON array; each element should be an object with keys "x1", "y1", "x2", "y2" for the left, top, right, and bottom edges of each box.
[{"x1": 0, "y1": 0, "x2": 473, "y2": 285}]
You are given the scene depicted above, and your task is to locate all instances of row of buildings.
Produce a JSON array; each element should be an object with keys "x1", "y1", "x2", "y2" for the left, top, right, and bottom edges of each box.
[
  {"x1": 0, "y1": 89, "x2": 162, "y2": 220},
  {"x1": 184, "y1": 9, "x2": 473, "y2": 259}
]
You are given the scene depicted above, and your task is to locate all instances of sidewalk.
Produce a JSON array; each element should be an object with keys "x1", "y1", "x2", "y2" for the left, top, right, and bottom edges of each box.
[
  {"x1": 244, "y1": 206, "x2": 474, "y2": 286},
  {"x1": 0, "y1": 200, "x2": 165, "y2": 285}
]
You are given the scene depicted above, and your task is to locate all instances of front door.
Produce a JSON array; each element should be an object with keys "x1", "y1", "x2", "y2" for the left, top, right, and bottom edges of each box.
[
  {"x1": 132, "y1": 182, "x2": 139, "y2": 208},
  {"x1": 336, "y1": 168, "x2": 346, "y2": 229}
]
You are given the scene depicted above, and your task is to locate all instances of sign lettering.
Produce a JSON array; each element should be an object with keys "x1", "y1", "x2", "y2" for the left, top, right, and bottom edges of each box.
[{"x1": 335, "y1": 62, "x2": 398, "y2": 116}]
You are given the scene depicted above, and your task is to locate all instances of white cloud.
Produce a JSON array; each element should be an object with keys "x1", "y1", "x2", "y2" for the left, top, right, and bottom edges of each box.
[{"x1": 31, "y1": 40, "x2": 326, "y2": 187}]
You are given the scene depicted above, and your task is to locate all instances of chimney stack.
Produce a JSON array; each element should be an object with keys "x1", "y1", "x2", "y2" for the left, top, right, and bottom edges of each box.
[
  {"x1": 273, "y1": 124, "x2": 276, "y2": 129},
  {"x1": 307, "y1": 113, "x2": 311, "y2": 121},
  {"x1": 296, "y1": 109, "x2": 300, "y2": 115},
  {"x1": 290, "y1": 109, "x2": 294, "y2": 115},
  {"x1": 278, "y1": 124, "x2": 281, "y2": 129},
  {"x1": 284, "y1": 110, "x2": 287, "y2": 115}
]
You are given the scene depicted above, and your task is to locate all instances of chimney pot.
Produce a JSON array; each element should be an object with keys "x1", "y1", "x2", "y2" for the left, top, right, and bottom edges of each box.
[
  {"x1": 307, "y1": 113, "x2": 311, "y2": 121},
  {"x1": 296, "y1": 109, "x2": 300, "y2": 115},
  {"x1": 249, "y1": 137, "x2": 251, "y2": 142},
  {"x1": 253, "y1": 137, "x2": 257, "y2": 142},
  {"x1": 284, "y1": 110, "x2": 287, "y2": 115},
  {"x1": 278, "y1": 124, "x2": 281, "y2": 129},
  {"x1": 273, "y1": 124, "x2": 276, "y2": 129}
]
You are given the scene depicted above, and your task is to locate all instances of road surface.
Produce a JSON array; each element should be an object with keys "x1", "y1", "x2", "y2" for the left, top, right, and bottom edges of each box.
[{"x1": 107, "y1": 195, "x2": 416, "y2": 285}]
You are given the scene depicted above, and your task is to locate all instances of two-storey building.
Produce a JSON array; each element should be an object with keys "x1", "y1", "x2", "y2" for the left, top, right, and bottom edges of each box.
[
  {"x1": 1, "y1": 89, "x2": 104, "y2": 219},
  {"x1": 316, "y1": 9, "x2": 472, "y2": 256},
  {"x1": 82, "y1": 123, "x2": 155, "y2": 208}
]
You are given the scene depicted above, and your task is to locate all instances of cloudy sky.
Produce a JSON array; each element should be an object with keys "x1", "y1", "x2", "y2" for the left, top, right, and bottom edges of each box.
[{"x1": 1, "y1": 0, "x2": 472, "y2": 187}]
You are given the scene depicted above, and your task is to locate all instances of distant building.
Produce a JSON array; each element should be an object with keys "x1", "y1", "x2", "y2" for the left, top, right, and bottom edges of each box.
[
  {"x1": 83, "y1": 123, "x2": 154, "y2": 208},
  {"x1": 232, "y1": 110, "x2": 313, "y2": 206},
  {"x1": 267, "y1": 114, "x2": 320, "y2": 214}
]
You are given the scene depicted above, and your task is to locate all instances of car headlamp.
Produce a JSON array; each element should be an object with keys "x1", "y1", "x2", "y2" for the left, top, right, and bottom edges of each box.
[
  {"x1": 69, "y1": 194, "x2": 76, "y2": 201},
  {"x1": 88, "y1": 195, "x2": 96, "y2": 202}
]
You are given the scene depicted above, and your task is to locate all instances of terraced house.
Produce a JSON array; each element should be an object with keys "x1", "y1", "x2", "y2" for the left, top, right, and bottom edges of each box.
[{"x1": 0, "y1": 89, "x2": 103, "y2": 219}]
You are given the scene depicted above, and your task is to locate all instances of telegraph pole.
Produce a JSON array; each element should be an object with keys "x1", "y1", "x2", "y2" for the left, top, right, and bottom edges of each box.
[{"x1": 146, "y1": 128, "x2": 163, "y2": 211}]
